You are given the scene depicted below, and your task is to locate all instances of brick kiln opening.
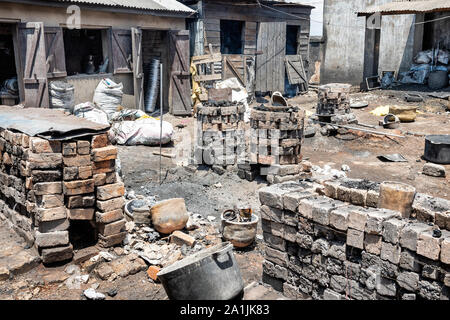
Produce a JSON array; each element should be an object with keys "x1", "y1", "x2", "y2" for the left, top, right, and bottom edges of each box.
[{"x1": 69, "y1": 220, "x2": 98, "y2": 250}]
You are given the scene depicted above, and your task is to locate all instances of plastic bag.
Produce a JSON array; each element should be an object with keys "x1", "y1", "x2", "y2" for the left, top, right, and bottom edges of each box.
[
  {"x1": 437, "y1": 50, "x2": 449, "y2": 65},
  {"x1": 215, "y1": 77, "x2": 250, "y2": 122},
  {"x1": 109, "y1": 117, "x2": 173, "y2": 146},
  {"x1": 93, "y1": 78, "x2": 123, "y2": 117},
  {"x1": 73, "y1": 102, "x2": 110, "y2": 126},
  {"x1": 414, "y1": 51, "x2": 432, "y2": 64},
  {"x1": 399, "y1": 64, "x2": 430, "y2": 84},
  {"x1": 49, "y1": 81, "x2": 75, "y2": 112},
  {"x1": 109, "y1": 109, "x2": 148, "y2": 122}
]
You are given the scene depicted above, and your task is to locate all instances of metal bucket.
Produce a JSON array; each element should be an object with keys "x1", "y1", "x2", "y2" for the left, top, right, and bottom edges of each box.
[
  {"x1": 157, "y1": 242, "x2": 244, "y2": 300},
  {"x1": 424, "y1": 135, "x2": 450, "y2": 164}
]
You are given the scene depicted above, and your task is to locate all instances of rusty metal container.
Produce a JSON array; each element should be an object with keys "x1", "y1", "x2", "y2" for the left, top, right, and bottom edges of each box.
[{"x1": 221, "y1": 211, "x2": 259, "y2": 248}]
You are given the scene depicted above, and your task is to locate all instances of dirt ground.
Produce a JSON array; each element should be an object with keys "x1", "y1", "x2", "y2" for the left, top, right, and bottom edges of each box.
[{"x1": 0, "y1": 87, "x2": 449, "y2": 300}]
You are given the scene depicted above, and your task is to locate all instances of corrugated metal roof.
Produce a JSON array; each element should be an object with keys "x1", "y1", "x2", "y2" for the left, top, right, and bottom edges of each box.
[
  {"x1": 357, "y1": 0, "x2": 450, "y2": 16},
  {"x1": 51, "y1": 0, "x2": 195, "y2": 14}
]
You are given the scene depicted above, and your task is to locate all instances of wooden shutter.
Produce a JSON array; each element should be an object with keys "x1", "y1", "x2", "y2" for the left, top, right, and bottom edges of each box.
[
  {"x1": 169, "y1": 30, "x2": 192, "y2": 116},
  {"x1": 256, "y1": 22, "x2": 286, "y2": 93},
  {"x1": 44, "y1": 27, "x2": 67, "y2": 78},
  {"x1": 111, "y1": 29, "x2": 132, "y2": 74},
  {"x1": 285, "y1": 55, "x2": 308, "y2": 93},
  {"x1": 132, "y1": 27, "x2": 144, "y2": 111},
  {"x1": 18, "y1": 22, "x2": 49, "y2": 108}
]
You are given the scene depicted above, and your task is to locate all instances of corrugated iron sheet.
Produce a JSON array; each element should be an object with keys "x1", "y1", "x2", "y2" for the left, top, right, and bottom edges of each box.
[
  {"x1": 357, "y1": 0, "x2": 450, "y2": 16},
  {"x1": 52, "y1": 0, "x2": 195, "y2": 14},
  {"x1": 0, "y1": 106, "x2": 110, "y2": 140}
]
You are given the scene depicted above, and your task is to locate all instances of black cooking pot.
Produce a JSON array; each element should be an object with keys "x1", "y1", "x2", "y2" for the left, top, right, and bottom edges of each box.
[{"x1": 424, "y1": 135, "x2": 450, "y2": 164}]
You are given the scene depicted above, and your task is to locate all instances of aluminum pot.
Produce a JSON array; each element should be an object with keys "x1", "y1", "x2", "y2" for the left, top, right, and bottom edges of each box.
[
  {"x1": 424, "y1": 135, "x2": 450, "y2": 164},
  {"x1": 157, "y1": 242, "x2": 244, "y2": 300}
]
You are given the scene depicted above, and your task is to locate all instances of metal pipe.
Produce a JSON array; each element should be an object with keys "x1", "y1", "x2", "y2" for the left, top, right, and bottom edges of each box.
[{"x1": 313, "y1": 120, "x2": 406, "y2": 138}]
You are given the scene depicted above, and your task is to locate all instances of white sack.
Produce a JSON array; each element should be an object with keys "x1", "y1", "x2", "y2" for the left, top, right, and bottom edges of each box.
[
  {"x1": 109, "y1": 117, "x2": 173, "y2": 146},
  {"x1": 214, "y1": 77, "x2": 250, "y2": 122},
  {"x1": 93, "y1": 78, "x2": 123, "y2": 117},
  {"x1": 73, "y1": 102, "x2": 110, "y2": 126}
]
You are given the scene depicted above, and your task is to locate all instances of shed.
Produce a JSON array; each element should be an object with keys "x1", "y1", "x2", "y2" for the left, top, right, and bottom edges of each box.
[
  {"x1": 357, "y1": 0, "x2": 450, "y2": 88},
  {"x1": 0, "y1": 0, "x2": 196, "y2": 115},
  {"x1": 180, "y1": 0, "x2": 314, "y2": 96}
]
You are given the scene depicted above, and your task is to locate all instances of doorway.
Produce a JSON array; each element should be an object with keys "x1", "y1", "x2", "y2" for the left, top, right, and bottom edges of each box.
[{"x1": 0, "y1": 23, "x2": 19, "y2": 105}]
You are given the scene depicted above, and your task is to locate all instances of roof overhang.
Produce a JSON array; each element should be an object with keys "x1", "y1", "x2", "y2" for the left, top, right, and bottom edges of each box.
[{"x1": 357, "y1": 0, "x2": 450, "y2": 17}]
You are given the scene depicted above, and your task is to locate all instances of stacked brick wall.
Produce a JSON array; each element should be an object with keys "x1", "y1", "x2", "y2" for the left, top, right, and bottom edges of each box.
[
  {"x1": 0, "y1": 127, "x2": 125, "y2": 264},
  {"x1": 259, "y1": 180, "x2": 450, "y2": 300},
  {"x1": 195, "y1": 102, "x2": 246, "y2": 166}
]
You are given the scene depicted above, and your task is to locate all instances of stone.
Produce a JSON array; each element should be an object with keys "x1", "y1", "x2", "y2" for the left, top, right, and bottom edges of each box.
[
  {"x1": 98, "y1": 219, "x2": 126, "y2": 236},
  {"x1": 63, "y1": 155, "x2": 91, "y2": 167},
  {"x1": 421, "y1": 263, "x2": 440, "y2": 280},
  {"x1": 441, "y1": 237, "x2": 450, "y2": 265},
  {"x1": 78, "y1": 166, "x2": 93, "y2": 179},
  {"x1": 0, "y1": 267, "x2": 10, "y2": 281},
  {"x1": 380, "y1": 242, "x2": 401, "y2": 264},
  {"x1": 416, "y1": 230, "x2": 442, "y2": 261},
  {"x1": 96, "y1": 197, "x2": 125, "y2": 213},
  {"x1": 283, "y1": 191, "x2": 313, "y2": 212},
  {"x1": 412, "y1": 193, "x2": 450, "y2": 223},
  {"x1": 364, "y1": 234, "x2": 382, "y2": 255},
  {"x1": 327, "y1": 242, "x2": 346, "y2": 261},
  {"x1": 435, "y1": 211, "x2": 450, "y2": 230},
  {"x1": 311, "y1": 199, "x2": 346, "y2": 226},
  {"x1": 62, "y1": 142, "x2": 77, "y2": 156},
  {"x1": 68, "y1": 208, "x2": 95, "y2": 220},
  {"x1": 343, "y1": 261, "x2": 360, "y2": 281},
  {"x1": 36, "y1": 194, "x2": 64, "y2": 209},
  {"x1": 402, "y1": 293, "x2": 416, "y2": 300},
  {"x1": 92, "y1": 160, "x2": 115, "y2": 174},
  {"x1": 347, "y1": 228, "x2": 364, "y2": 249},
  {"x1": 36, "y1": 206, "x2": 67, "y2": 222},
  {"x1": 418, "y1": 280, "x2": 441, "y2": 300},
  {"x1": 77, "y1": 140, "x2": 90, "y2": 155},
  {"x1": 323, "y1": 180, "x2": 340, "y2": 199},
  {"x1": 399, "y1": 222, "x2": 432, "y2": 251},
  {"x1": 365, "y1": 209, "x2": 399, "y2": 235},
  {"x1": 170, "y1": 231, "x2": 196, "y2": 247},
  {"x1": 147, "y1": 266, "x2": 161, "y2": 281},
  {"x1": 41, "y1": 244, "x2": 73, "y2": 264},
  {"x1": 361, "y1": 252, "x2": 382, "y2": 270},
  {"x1": 399, "y1": 249, "x2": 420, "y2": 272},
  {"x1": 377, "y1": 277, "x2": 397, "y2": 297},
  {"x1": 296, "y1": 233, "x2": 314, "y2": 249},
  {"x1": 33, "y1": 182, "x2": 62, "y2": 195},
  {"x1": 265, "y1": 246, "x2": 288, "y2": 267},
  {"x1": 96, "y1": 209, "x2": 124, "y2": 224},
  {"x1": 109, "y1": 254, "x2": 147, "y2": 278},
  {"x1": 422, "y1": 163, "x2": 446, "y2": 177},
  {"x1": 30, "y1": 170, "x2": 61, "y2": 183},
  {"x1": 67, "y1": 195, "x2": 95, "y2": 208},
  {"x1": 96, "y1": 182, "x2": 125, "y2": 201},
  {"x1": 91, "y1": 134, "x2": 110, "y2": 149},
  {"x1": 259, "y1": 183, "x2": 304, "y2": 209},
  {"x1": 382, "y1": 218, "x2": 406, "y2": 244},
  {"x1": 348, "y1": 207, "x2": 368, "y2": 231},
  {"x1": 311, "y1": 239, "x2": 330, "y2": 256},
  {"x1": 298, "y1": 196, "x2": 329, "y2": 219},
  {"x1": 92, "y1": 146, "x2": 118, "y2": 162},
  {"x1": 29, "y1": 137, "x2": 61, "y2": 153},
  {"x1": 98, "y1": 232, "x2": 126, "y2": 248},
  {"x1": 329, "y1": 205, "x2": 356, "y2": 231},
  {"x1": 397, "y1": 271, "x2": 419, "y2": 291},
  {"x1": 95, "y1": 263, "x2": 114, "y2": 280},
  {"x1": 366, "y1": 189, "x2": 380, "y2": 208},
  {"x1": 93, "y1": 173, "x2": 107, "y2": 186},
  {"x1": 260, "y1": 205, "x2": 282, "y2": 223},
  {"x1": 38, "y1": 218, "x2": 70, "y2": 233},
  {"x1": 84, "y1": 288, "x2": 105, "y2": 300},
  {"x1": 35, "y1": 231, "x2": 69, "y2": 248},
  {"x1": 378, "y1": 181, "x2": 416, "y2": 219},
  {"x1": 263, "y1": 260, "x2": 288, "y2": 281},
  {"x1": 330, "y1": 275, "x2": 347, "y2": 293},
  {"x1": 63, "y1": 179, "x2": 95, "y2": 196}
]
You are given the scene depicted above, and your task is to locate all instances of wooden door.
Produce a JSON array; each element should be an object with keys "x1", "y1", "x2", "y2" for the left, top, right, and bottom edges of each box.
[
  {"x1": 285, "y1": 55, "x2": 308, "y2": 93},
  {"x1": 255, "y1": 21, "x2": 286, "y2": 93},
  {"x1": 169, "y1": 30, "x2": 191, "y2": 116},
  {"x1": 44, "y1": 27, "x2": 67, "y2": 78},
  {"x1": 111, "y1": 29, "x2": 132, "y2": 74},
  {"x1": 18, "y1": 22, "x2": 49, "y2": 108},
  {"x1": 132, "y1": 27, "x2": 144, "y2": 111}
]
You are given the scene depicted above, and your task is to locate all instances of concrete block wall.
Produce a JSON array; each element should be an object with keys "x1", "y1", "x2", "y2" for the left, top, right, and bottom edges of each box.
[
  {"x1": 259, "y1": 180, "x2": 450, "y2": 300},
  {"x1": 0, "y1": 127, "x2": 126, "y2": 264}
]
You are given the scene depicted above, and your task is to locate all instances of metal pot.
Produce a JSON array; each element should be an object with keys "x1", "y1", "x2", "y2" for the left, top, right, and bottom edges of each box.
[
  {"x1": 424, "y1": 135, "x2": 450, "y2": 164},
  {"x1": 157, "y1": 242, "x2": 244, "y2": 300}
]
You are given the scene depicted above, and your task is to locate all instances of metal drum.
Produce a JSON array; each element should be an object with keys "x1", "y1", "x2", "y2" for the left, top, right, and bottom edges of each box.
[{"x1": 424, "y1": 135, "x2": 450, "y2": 164}]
